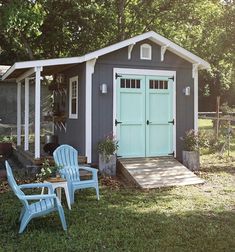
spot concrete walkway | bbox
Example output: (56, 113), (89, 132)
(118, 157), (204, 189)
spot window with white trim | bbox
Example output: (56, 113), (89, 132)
(69, 76), (78, 119)
(140, 43), (152, 60)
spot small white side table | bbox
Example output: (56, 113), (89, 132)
(42, 178), (71, 210)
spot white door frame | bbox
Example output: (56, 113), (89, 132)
(113, 68), (176, 157)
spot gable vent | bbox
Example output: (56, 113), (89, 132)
(140, 43), (152, 60)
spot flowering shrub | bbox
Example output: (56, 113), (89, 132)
(36, 159), (60, 181)
(97, 134), (118, 161)
(181, 129), (209, 151)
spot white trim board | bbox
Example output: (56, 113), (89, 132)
(85, 59), (96, 163)
(193, 65), (199, 131)
(3, 31), (210, 81)
(113, 68), (176, 157)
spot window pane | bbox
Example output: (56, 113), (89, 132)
(72, 98), (76, 114)
(136, 80), (140, 88)
(121, 79), (125, 88)
(164, 81), (168, 89)
(131, 79), (136, 88)
(126, 79), (130, 88)
(142, 47), (150, 58)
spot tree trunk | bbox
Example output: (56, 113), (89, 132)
(116, 0), (126, 41)
(21, 35), (34, 60)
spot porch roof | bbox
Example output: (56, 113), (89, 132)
(2, 30), (210, 81)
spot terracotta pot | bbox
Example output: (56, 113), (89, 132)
(0, 143), (13, 157)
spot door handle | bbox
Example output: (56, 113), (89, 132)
(115, 119), (122, 126)
(146, 120), (152, 125)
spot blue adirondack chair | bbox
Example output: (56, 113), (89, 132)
(53, 145), (99, 204)
(5, 161), (67, 233)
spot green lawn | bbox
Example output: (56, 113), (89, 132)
(0, 155), (235, 252)
(199, 118), (213, 130)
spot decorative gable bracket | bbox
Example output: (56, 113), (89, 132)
(128, 43), (135, 60)
(161, 45), (168, 61)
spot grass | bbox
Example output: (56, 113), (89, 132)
(198, 118), (213, 130)
(0, 155), (235, 252)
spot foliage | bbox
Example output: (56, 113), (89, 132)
(0, 0), (234, 106)
(0, 155), (235, 251)
(200, 130), (225, 154)
(181, 129), (209, 151)
(0, 135), (16, 143)
(199, 118), (235, 156)
(220, 102), (233, 115)
(36, 159), (60, 181)
(97, 134), (118, 158)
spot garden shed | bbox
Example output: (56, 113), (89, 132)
(1, 31), (210, 163)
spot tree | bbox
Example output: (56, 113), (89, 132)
(0, 0), (234, 109)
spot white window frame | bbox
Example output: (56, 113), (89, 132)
(69, 76), (78, 119)
(140, 43), (152, 60)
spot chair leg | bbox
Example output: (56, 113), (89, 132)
(57, 205), (67, 231)
(70, 189), (75, 205)
(19, 207), (25, 222)
(68, 186), (74, 205)
(19, 213), (31, 234)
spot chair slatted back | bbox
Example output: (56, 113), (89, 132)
(5, 161), (25, 197)
(60, 167), (80, 181)
(53, 145), (78, 168)
(5, 161), (28, 208)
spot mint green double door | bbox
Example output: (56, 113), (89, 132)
(116, 74), (174, 157)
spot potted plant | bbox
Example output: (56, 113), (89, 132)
(36, 159), (61, 181)
(181, 129), (200, 171)
(97, 134), (118, 176)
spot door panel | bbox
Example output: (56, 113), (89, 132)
(146, 76), (173, 157)
(116, 73), (174, 158)
(116, 75), (146, 157)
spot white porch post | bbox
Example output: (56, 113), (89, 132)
(34, 66), (42, 158)
(193, 64), (199, 131)
(85, 58), (97, 163)
(24, 78), (29, 151)
(17, 81), (21, 146)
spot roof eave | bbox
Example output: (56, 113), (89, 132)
(2, 56), (86, 80)
(2, 64), (16, 80)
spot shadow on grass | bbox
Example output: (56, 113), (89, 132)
(201, 164), (235, 175)
(0, 188), (234, 252)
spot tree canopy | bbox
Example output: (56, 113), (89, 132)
(0, 0), (234, 110)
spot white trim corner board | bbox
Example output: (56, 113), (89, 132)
(85, 58), (97, 163)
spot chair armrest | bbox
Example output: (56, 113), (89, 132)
(79, 166), (98, 173)
(19, 194), (57, 201)
(79, 166), (98, 181)
(19, 183), (53, 193)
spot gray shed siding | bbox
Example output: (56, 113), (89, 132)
(55, 63), (86, 154)
(92, 39), (194, 162)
